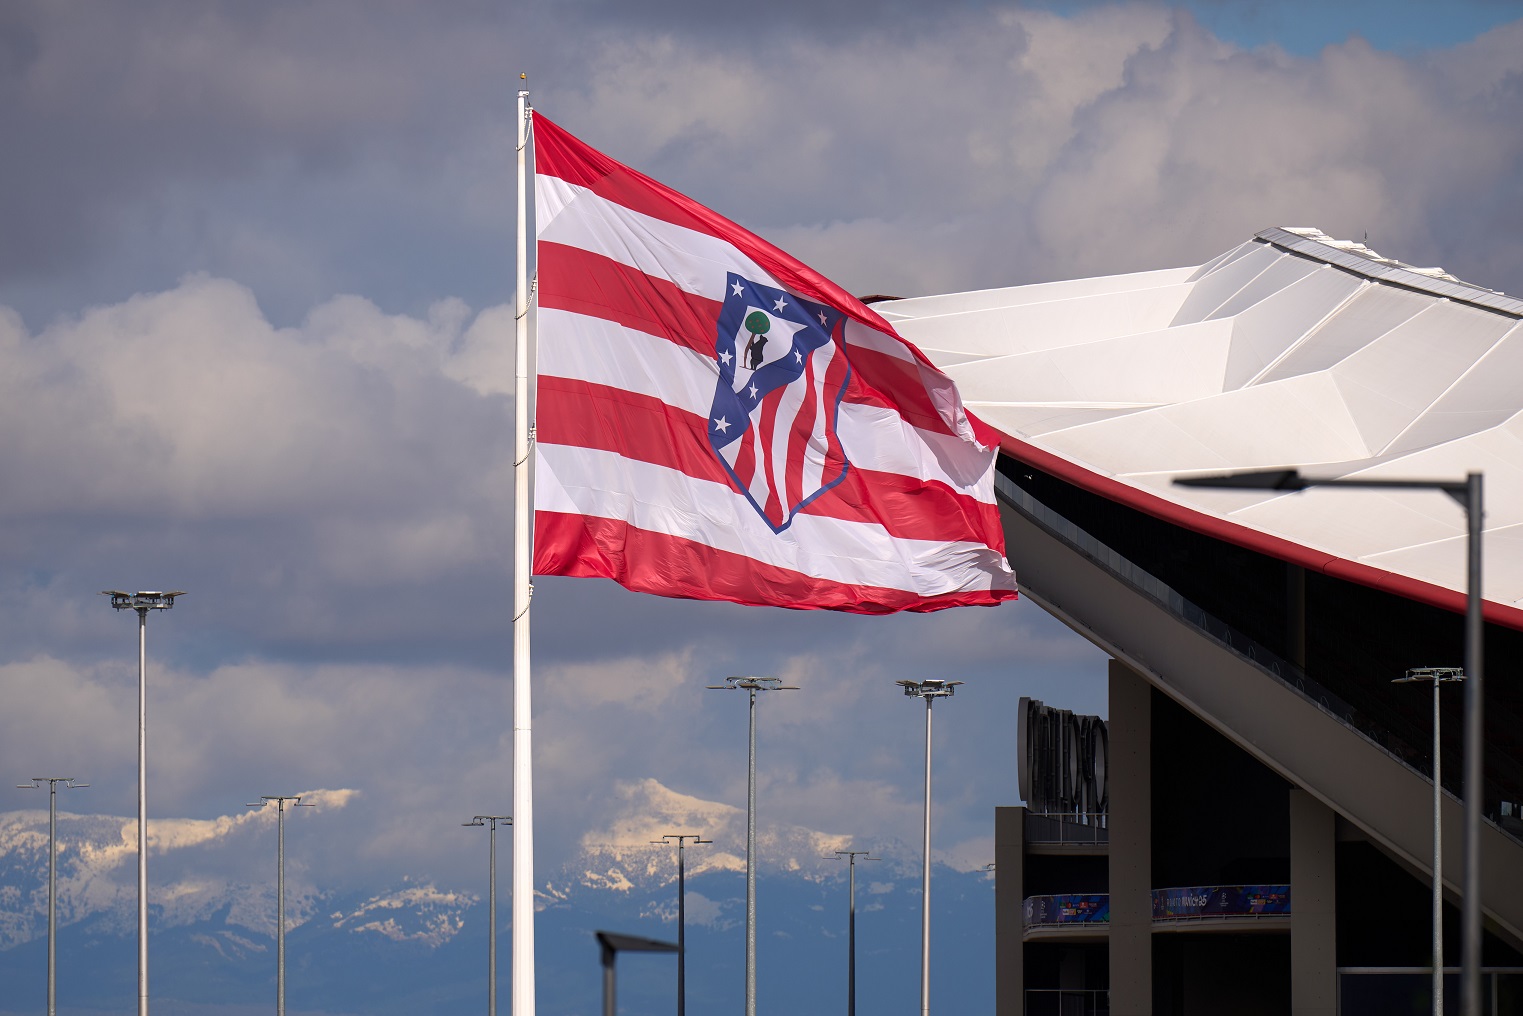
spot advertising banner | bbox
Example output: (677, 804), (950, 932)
(1151, 884), (1290, 919)
(1024, 894), (1110, 925)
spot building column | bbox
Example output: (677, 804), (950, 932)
(1109, 660), (1152, 1016)
(995, 806), (1025, 1016)
(1290, 789), (1336, 1015)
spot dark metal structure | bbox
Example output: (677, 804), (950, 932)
(594, 931), (678, 1016)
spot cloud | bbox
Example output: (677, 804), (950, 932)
(533, 7), (1523, 308)
(0, 276), (517, 669)
(4, 4), (1520, 329)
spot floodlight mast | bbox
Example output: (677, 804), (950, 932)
(897, 680), (962, 1016)
(706, 676), (797, 1016)
(1176, 467), (1485, 1016)
(824, 849), (880, 1016)
(102, 589), (183, 1016)
(1395, 667), (1466, 1016)
(655, 833), (711, 1016)
(18, 777), (87, 1016)
(248, 795), (314, 1016)
(465, 815), (513, 1016)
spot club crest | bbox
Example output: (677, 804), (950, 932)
(708, 273), (852, 532)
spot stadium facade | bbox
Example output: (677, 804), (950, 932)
(881, 229), (1523, 1015)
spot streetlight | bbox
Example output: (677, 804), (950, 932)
(823, 848), (879, 1016)
(654, 833), (710, 1016)
(465, 814), (512, 1016)
(18, 777), (87, 1016)
(594, 931), (678, 1016)
(897, 679), (962, 1016)
(247, 795), (313, 1016)
(1395, 667), (1466, 1015)
(706, 676), (797, 1016)
(1175, 468), (1484, 1016)
(102, 589), (183, 1016)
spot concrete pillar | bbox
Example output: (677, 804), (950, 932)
(1290, 789), (1336, 1015)
(1109, 660), (1152, 1016)
(995, 806), (1025, 1016)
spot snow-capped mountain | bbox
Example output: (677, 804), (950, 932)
(0, 788), (357, 949)
(0, 778), (996, 1016)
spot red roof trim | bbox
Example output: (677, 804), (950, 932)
(997, 433), (1523, 633)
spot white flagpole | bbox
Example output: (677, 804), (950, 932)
(512, 84), (537, 1016)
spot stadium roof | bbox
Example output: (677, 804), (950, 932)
(881, 227), (1523, 628)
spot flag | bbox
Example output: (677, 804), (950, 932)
(531, 114), (1017, 613)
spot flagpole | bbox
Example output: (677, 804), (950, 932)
(512, 83), (537, 1016)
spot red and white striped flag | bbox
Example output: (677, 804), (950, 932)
(531, 114), (1016, 613)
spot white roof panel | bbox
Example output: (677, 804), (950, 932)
(1258, 283), (1429, 383)
(1170, 243), (1284, 324)
(884, 228), (1523, 623)
(1224, 265), (1365, 389)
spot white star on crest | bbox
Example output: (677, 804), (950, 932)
(748, 383), (759, 399)
(773, 296), (788, 313)
(795, 350), (803, 364)
(817, 310), (828, 325)
(719, 350), (732, 365)
(713, 416), (731, 434)
(732, 280), (744, 297)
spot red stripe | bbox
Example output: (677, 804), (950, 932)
(997, 434), (1523, 632)
(822, 337), (850, 479)
(536, 380), (1006, 546)
(756, 384), (787, 523)
(534, 114), (1003, 450)
(732, 418), (758, 490)
(535, 115), (896, 337)
(533, 511), (1016, 614)
(785, 345), (822, 513)
(538, 242), (720, 359)
(537, 376), (730, 486)
(842, 344), (964, 440)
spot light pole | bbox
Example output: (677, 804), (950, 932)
(465, 815), (512, 1016)
(103, 589), (183, 1016)
(1175, 468), (1485, 1016)
(18, 777), (87, 1016)
(247, 795), (313, 1016)
(824, 849), (879, 1016)
(897, 679), (962, 1016)
(595, 931), (678, 1016)
(1395, 667), (1466, 1015)
(654, 833), (710, 1016)
(706, 676), (797, 1016)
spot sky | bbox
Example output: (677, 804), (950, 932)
(2, 0), (1522, 1007)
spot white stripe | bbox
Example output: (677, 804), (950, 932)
(843, 316), (917, 364)
(835, 405), (998, 501)
(536, 176), (775, 304)
(538, 311), (997, 501)
(744, 424), (769, 508)
(539, 308), (718, 411)
(727, 409), (769, 509)
(765, 356), (810, 519)
(536, 443), (1011, 595)
(800, 341), (836, 497)
(844, 317), (981, 444)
